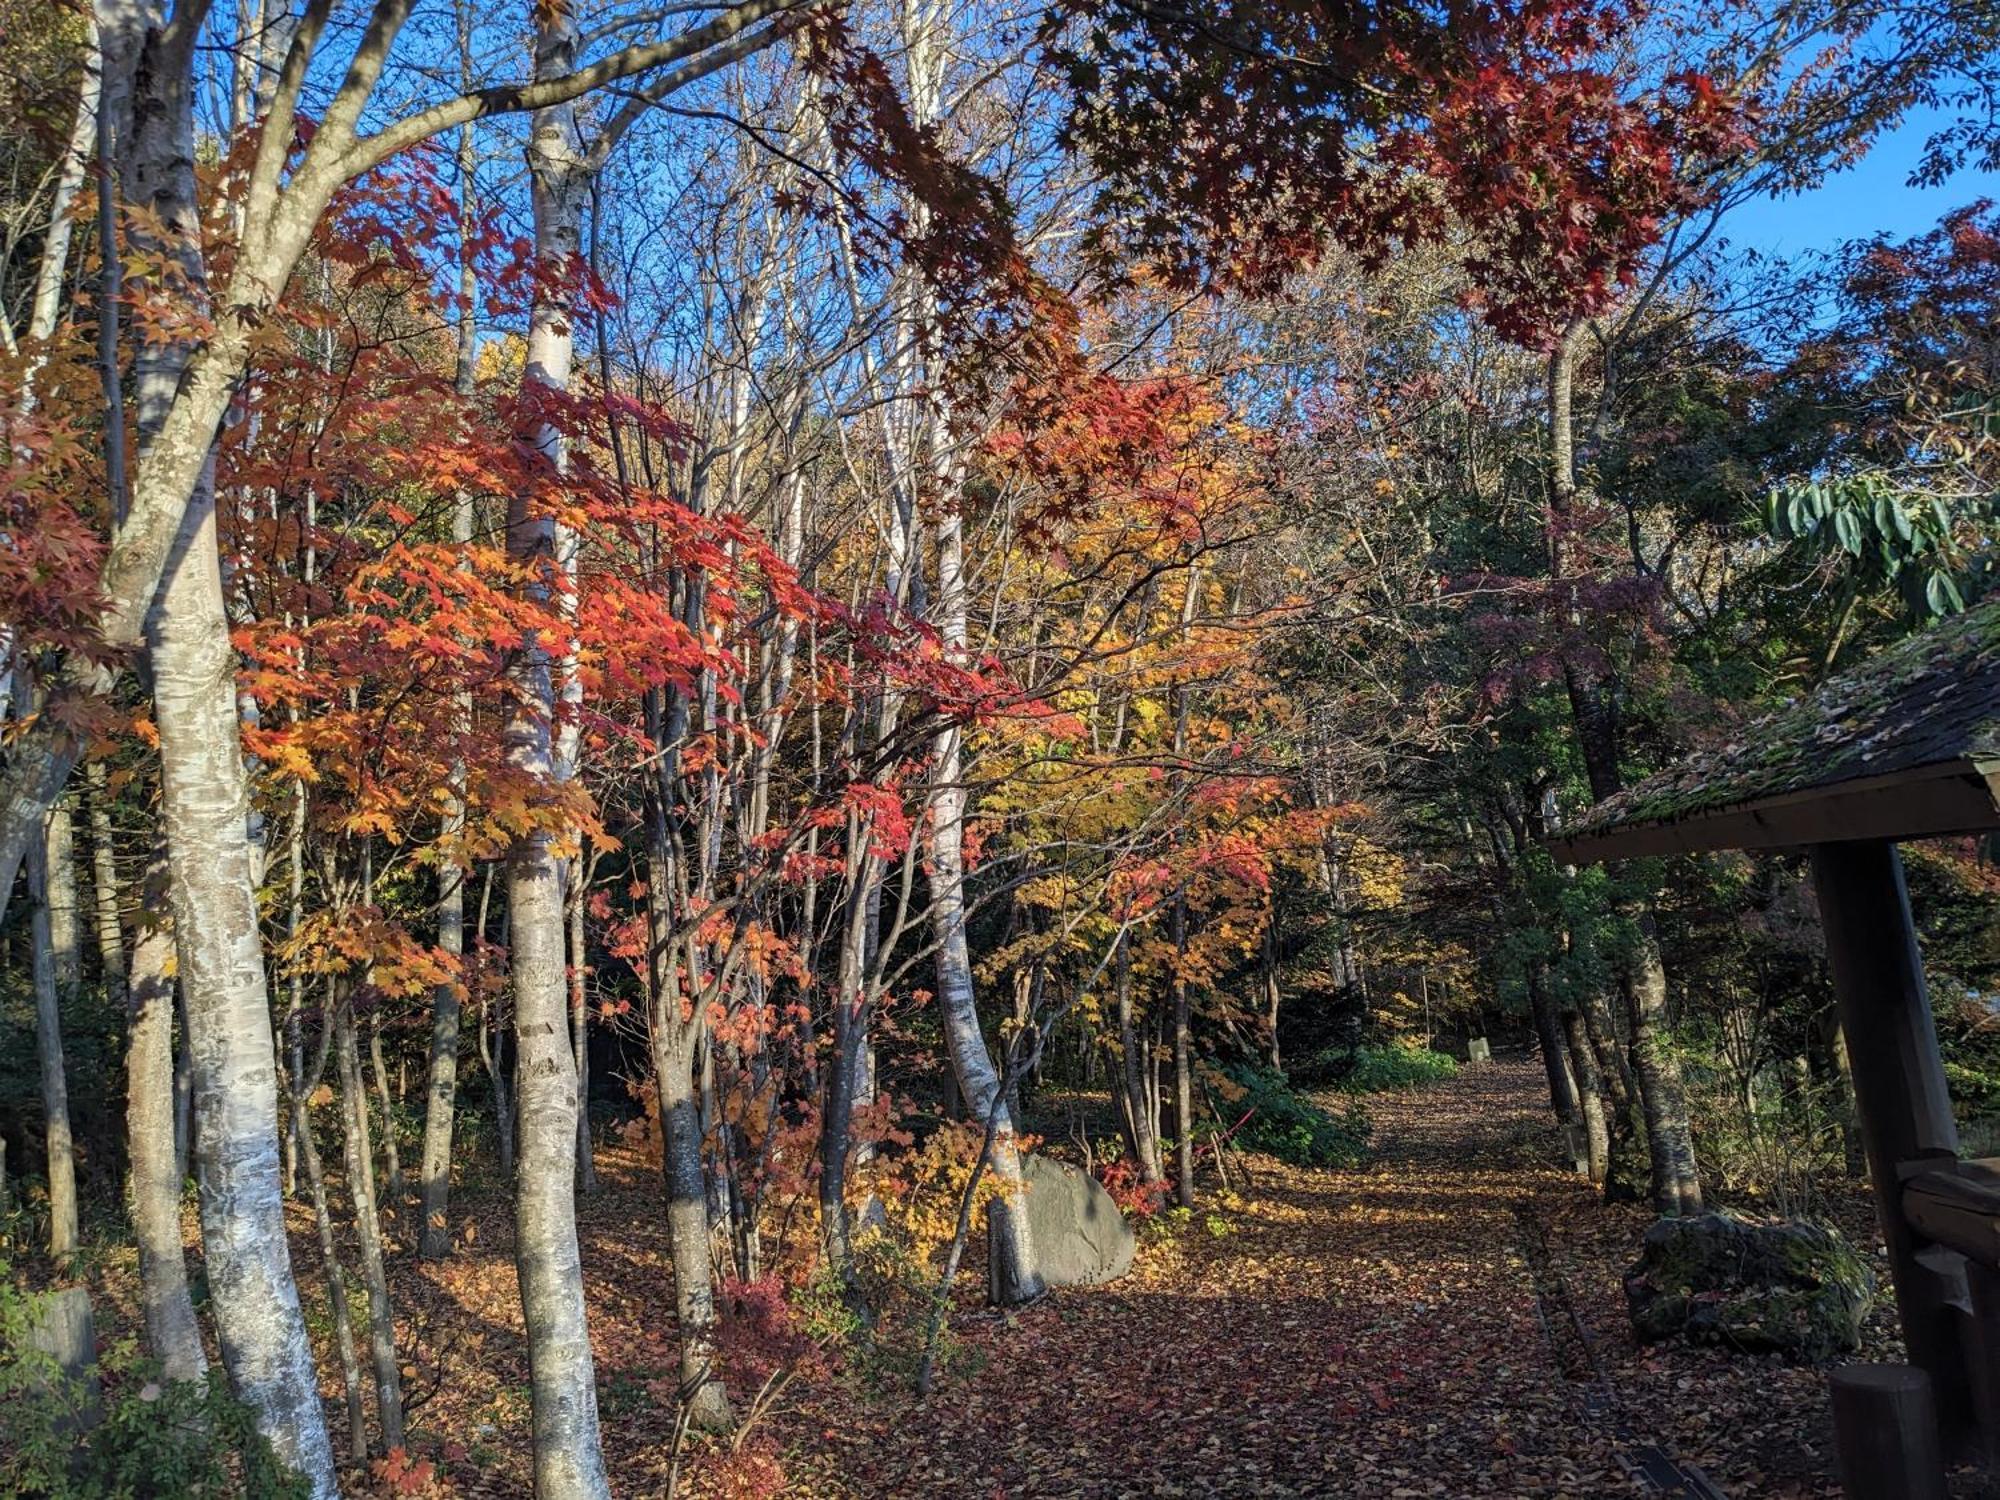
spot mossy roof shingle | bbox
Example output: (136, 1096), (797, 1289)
(1556, 600), (2000, 861)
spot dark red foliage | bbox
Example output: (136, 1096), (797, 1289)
(1050, 0), (1750, 347)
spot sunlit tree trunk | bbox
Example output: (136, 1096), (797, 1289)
(113, 11), (336, 1482)
(127, 846), (206, 1381)
(293, 1012), (368, 1464)
(420, 846), (465, 1258)
(1561, 1007), (1611, 1185)
(499, 20), (615, 1487)
(26, 824), (79, 1269)
(926, 482), (1041, 1302)
(1114, 947), (1165, 1184)
(85, 764), (127, 1009)
(150, 475), (335, 1492)
(336, 1000), (405, 1452)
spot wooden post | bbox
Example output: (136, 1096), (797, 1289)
(1830, 1364), (1947, 1500)
(1967, 1260), (2000, 1471)
(1811, 840), (1971, 1443)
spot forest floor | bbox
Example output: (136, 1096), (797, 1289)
(108, 1057), (1932, 1497)
(761, 1059), (1905, 1499)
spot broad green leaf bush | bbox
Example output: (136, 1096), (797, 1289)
(1337, 1042), (1461, 1093)
(1218, 1064), (1370, 1168)
(0, 1270), (308, 1498)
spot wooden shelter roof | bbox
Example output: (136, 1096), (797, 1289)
(1553, 600), (2000, 863)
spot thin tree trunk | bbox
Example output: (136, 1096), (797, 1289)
(1115, 948), (1164, 1184)
(1579, 984), (1646, 1199)
(17, 7), (100, 385)
(420, 852), (464, 1256)
(1624, 934), (1702, 1215)
(1547, 327), (1702, 1219)
(1561, 1008), (1611, 1185)
(928, 684), (1040, 1301)
(818, 840), (877, 1296)
(487, 1000), (516, 1181)
(1820, 1005), (1866, 1176)
(366, 1019), (405, 1204)
(126, 846), (206, 1381)
(27, 824), (79, 1270)
(1171, 896), (1196, 1210)
(45, 799), (82, 997)
(418, 1), (482, 1263)
(1262, 927), (1283, 1073)
(85, 764), (127, 1009)
(569, 855), (595, 1193)
(651, 1014), (732, 1432)
(418, 853), (464, 1262)
(1528, 965), (1586, 1174)
(336, 1001), (405, 1452)
(294, 1019), (368, 1465)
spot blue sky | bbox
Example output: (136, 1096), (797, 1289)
(1718, 103), (2000, 263)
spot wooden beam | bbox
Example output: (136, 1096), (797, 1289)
(1905, 1162), (2000, 1267)
(1812, 840), (1975, 1447)
(1555, 759), (2000, 864)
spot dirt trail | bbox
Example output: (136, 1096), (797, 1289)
(777, 1060), (1679, 1497)
(379, 1057), (1881, 1497)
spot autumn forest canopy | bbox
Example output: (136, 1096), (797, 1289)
(0, 0), (1998, 1492)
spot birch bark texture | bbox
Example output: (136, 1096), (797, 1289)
(503, 15), (612, 1491)
(126, 849), (207, 1382)
(116, 4), (335, 1479)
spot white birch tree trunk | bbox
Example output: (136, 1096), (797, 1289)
(110, 14), (334, 1475)
(504, 22), (611, 1491)
(420, 58), (481, 1255)
(895, 0), (1041, 1301)
(125, 850), (207, 1382)
(27, 824), (80, 1269)
(46, 800), (82, 997)
(149, 481), (337, 1496)
(85, 764), (127, 1008)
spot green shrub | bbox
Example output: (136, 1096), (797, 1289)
(1218, 1064), (1370, 1168)
(1336, 1042), (1460, 1093)
(0, 1274), (308, 1499)
(1945, 1059), (2000, 1116)
(793, 1229), (976, 1391)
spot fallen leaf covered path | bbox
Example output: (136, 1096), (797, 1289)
(364, 1055), (1882, 1497)
(766, 1056), (1878, 1498)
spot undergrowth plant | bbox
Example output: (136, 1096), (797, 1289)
(0, 1272), (307, 1499)
(1217, 1064), (1371, 1168)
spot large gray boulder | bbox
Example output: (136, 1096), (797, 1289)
(1624, 1211), (1875, 1363)
(987, 1152), (1134, 1300)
